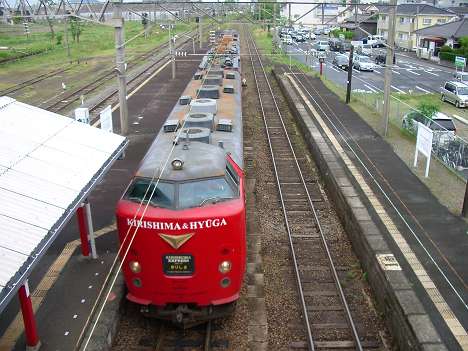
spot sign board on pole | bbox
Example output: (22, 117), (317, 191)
(99, 105), (113, 133)
(74, 107), (90, 124)
(455, 56), (466, 69)
(413, 122), (433, 177)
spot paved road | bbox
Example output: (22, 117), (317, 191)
(282, 37), (457, 96)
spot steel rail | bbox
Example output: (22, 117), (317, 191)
(44, 28), (198, 114)
(204, 321), (212, 351)
(244, 28), (315, 351)
(0, 66), (72, 96)
(246, 29), (364, 350)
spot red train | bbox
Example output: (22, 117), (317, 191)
(116, 30), (245, 326)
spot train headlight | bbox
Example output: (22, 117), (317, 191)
(171, 158), (184, 170)
(218, 260), (232, 274)
(129, 261), (141, 274)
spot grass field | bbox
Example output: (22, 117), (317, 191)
(0, 20), (194, 86)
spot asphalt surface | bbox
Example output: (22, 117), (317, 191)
(282, 35), (459, 96)
(0, 53), (203, 350)
(291, 71), (468, 351)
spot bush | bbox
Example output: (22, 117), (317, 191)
(440, 45), (453, 53)
(55, 32), (63, 45)
(417, 101), (439, 120)
(331, 29), (354, 40)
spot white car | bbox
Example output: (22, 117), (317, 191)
(313, 40), (329, 51)
(308, 32), (317, 40)
(353, 55), (374, 71)
(358, 44), (373, 56)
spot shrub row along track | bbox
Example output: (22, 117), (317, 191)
(245, 29), (383, 350)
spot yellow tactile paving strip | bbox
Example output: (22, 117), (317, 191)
(286, 73), (468, 350)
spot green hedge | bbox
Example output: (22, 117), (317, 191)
(331, 29), (354, 40)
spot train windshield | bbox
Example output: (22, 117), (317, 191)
(126, 179), (175, 209)
(179, 177), (237, 209)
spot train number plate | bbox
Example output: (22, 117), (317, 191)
(163, 254), (194, 275)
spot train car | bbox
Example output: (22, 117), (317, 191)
(116, 30), (245, 326)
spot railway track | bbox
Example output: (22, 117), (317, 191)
(0, 66), (73, 96)
(245, 29), (382, 350)
(42, 29), (200, 115)
(152, 321), (213, 351)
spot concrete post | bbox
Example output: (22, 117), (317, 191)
(169, 23), (175, 79)
(85, 201), (97, 259)
(112, 0), (129, 136)
(382, 0), (397, 137)
(198, 16), (202, 49)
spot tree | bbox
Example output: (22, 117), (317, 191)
(69, 15), (83, 43)
(40, 0), (55, 39)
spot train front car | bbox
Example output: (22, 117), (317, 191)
(116, 30), (244, 326)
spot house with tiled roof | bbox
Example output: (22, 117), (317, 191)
(377, 4), (458, 50)
(414, 17), (468, 59)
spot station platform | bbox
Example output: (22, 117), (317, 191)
(0, 54), (202, 351)
(275, 67), (467, 351)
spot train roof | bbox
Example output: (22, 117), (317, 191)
(136, 30), (242, 182)
(137, 141), (227, 182)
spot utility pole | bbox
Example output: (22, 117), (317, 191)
(112, 0), (128, 136)
(382, 0), (397, 137)
(197, 16), (202, 49)
(288, 3), (291, 27)
(346, 45), (354, 104)
(169, 22), (175, 79)
(64, 13), (71, 62)
(273, 3), (277, 30)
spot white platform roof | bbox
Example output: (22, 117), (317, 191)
(0, 96), (127, 313)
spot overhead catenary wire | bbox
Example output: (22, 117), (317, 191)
(79, 35), (231, 350)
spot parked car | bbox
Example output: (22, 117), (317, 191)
(295, 34), (306, 42)
(366, 35), (386, 47)
(313, 28), (323, 36)
(323, 27), (331, 35)
(440, 81), (468, 108)
(308, 32), (317, 40)
(313, 40), (329, 51)
(333, 53), (349, 70)
(340, 42), (352, 53)
(375, 53), (396, 65)
(453, 71), (468, 83)
(329, 38), (342, 52)
(357, 43), (373, 56)
(402, 111), (456, 141)
(353, 55), (374, 71)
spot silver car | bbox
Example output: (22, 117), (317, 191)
(353, 55), (374, 71)
(313, 40), (329, 51)
(441, 81), (468, 108)
(453, 71), (468, 83)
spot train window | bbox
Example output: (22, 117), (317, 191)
(126, 178), (175, 209)
(178, 177), (237, 209)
